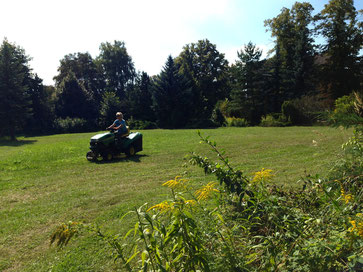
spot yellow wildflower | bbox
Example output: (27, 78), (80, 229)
(195, 182), (220, 201)
(344, 193), (353, 204)
(348, 219), (357, 232)
(358, 222), (363, 237)
(147, 201), (173, 213)
(163, 176), (188, 189)
(50, 221), (80, 248)
(185, 199), (197, 207)
(340, 185), (354, 204)
(348, 215), (363, 238)
(252, 168), (274, 183)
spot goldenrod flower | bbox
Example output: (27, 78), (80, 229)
(348, 215), (363, 238)
(147, 201), (173, 213)
(195, 182), (220, 201)
(185, 199), (197, 207)
(252, 168), (274, 183)
(358, 222), (363, 237)
(340, 185), (354, 204)
(163, 176), (188, 189)
(50, 221), (80, 247)
(344, 193), (353, 204)
(348, 219), (357, 232)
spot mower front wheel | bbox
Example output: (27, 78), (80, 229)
(86, 151), (97, 161)
(102, 152), (113, 161)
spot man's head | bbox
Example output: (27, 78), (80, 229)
(116, 112), (123, 119)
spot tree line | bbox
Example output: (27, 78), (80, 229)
(0, 0), (362, 140)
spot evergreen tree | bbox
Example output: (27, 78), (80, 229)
(128, 71), (154, 121)
(152, 56), (192, 128)
(0, 39), (32, 140)
(26, 74), (55, 134)
(229, 42), (265, 124)
(316, 0), (362, 99)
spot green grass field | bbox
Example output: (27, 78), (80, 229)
(0, 127), (352, 271)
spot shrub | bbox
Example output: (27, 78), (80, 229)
(334, 95), (356, 115)
(282, 95), (331, 125)
(260, 113), (289, 127)
(53, 117), (94, 133)
(329, 92), (363, 127)
(211, 103), (226, 126)
(281, 100), (304, 124)
(225, 117), (248, 127)
(127, 119), (158, 130)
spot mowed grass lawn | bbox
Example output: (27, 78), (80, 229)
(0, 127), (352, 271)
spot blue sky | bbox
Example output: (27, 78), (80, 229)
(1, 0), (362, 85)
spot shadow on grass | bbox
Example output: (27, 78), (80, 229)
(94, 154), (148, 164)
(0, 139), (37, 147)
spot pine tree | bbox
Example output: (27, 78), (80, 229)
(229, 42), (264, 124)
(128, 72), (154, 121)
(0, 39), (32, 140)
(152, 56), (192, 128)
(26, 74), (55, 134)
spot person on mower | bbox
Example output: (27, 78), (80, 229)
(107, 112), (128, 137)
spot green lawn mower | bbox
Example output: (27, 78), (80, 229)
(86, 128), (143, 161)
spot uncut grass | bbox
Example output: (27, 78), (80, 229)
(0, 127), (351, 271)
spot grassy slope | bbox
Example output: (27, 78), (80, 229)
(0, 127), (351, 271)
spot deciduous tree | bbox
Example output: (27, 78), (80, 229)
(97, 41), (135, 99)
(316, 0), (362, 99)
(177, 39), (229, 119)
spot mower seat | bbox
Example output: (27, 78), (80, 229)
(119, 126), (130, 138)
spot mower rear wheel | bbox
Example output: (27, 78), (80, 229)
(126, 145), (135, 157)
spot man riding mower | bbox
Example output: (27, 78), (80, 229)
(86, 112), (143, 161)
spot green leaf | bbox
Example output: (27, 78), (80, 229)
(134, 222), (139, 237)
(125, 246), (139, 264)
(141, 250), (147, 266)
(123, 229), (133, 240)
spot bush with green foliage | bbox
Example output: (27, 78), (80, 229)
(128, 118), (158, 130)
(53, 117), (94, 133)
(225, 117), (249, 127)
(329, 92), (363, 128)
(260, 113), (290, 127)
(211, 103), (226, 126)
(281, 95), (331, 125)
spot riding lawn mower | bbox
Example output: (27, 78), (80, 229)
(86, 127), (142, 161)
